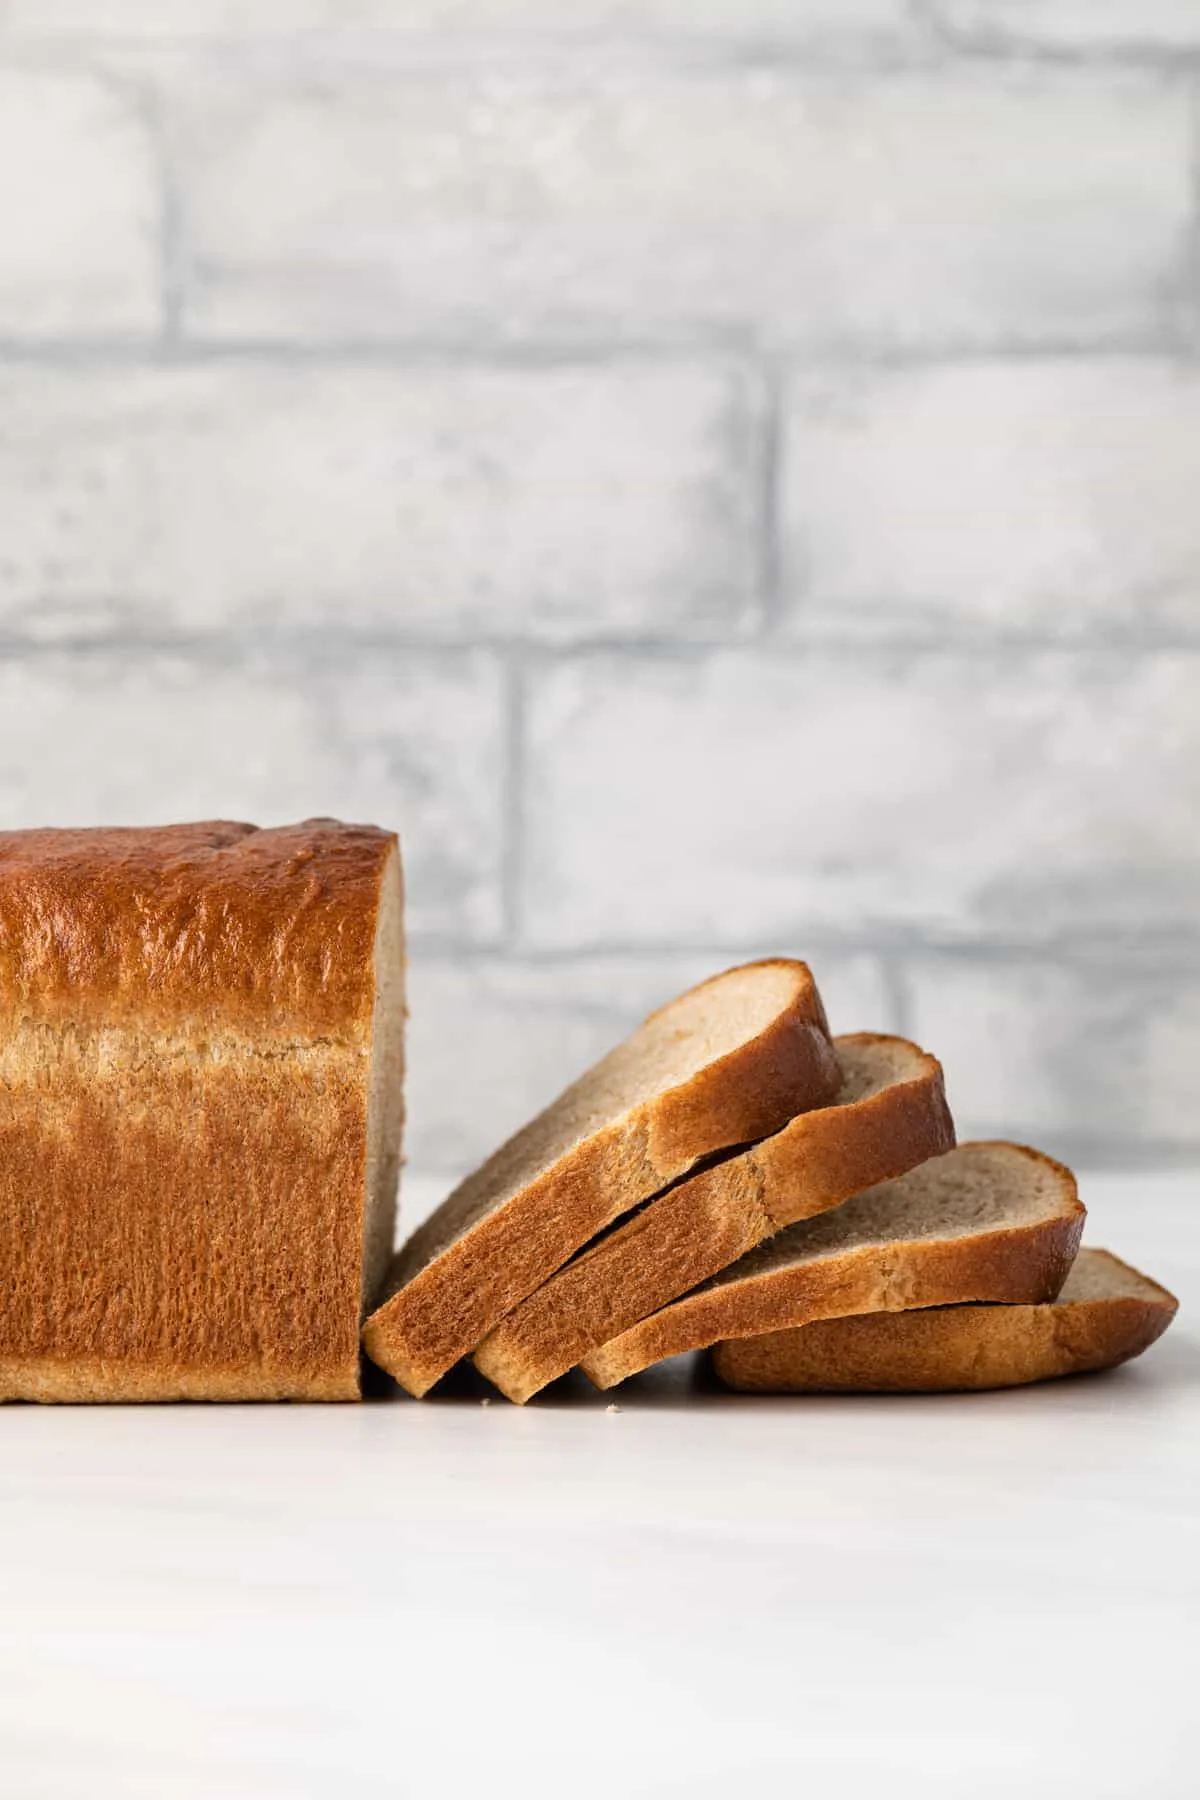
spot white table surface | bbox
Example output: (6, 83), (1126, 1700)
(2, 1170), (1198, 1800)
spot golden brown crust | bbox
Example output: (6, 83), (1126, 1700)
(474, 1033), (953, 1403)
(0, 820), (401, 1405)
(0, 819), (387, 1039)
(362, 959), (840, 1396)
(639, 965), (838, 1174)
(713, 1247), (1178, 1392)
(472, 1157), (771, 1404)
(581, 1143), (1085, 1390)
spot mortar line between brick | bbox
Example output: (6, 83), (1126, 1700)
(152, 90), (185, 344)
(0, 338), (1196, 371)
(5, 629), (1200, 663)
(2, 25), (1197, 74)
(499, 649), (526, 953)
(903, 2), (1200, 70)
(878, 954), (914, 1040)
(1182, 77), (1200, 354)
(106, 77), (179, 346)
(0, 337), (763, 369)
(754, 354), (785, 635)
(402, 936), (1200, 967)
(923, 1137), (1200, 1172)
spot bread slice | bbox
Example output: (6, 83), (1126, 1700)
(0, 819), (404, 1404)
(581, 1142), (1084, 1391)
(713, 1247), (1177, 1392)
(362, 959), (839, 1396)
(474, 1033), (953, 1403)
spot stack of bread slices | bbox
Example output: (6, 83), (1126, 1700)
(364, 959), (1177, 1402)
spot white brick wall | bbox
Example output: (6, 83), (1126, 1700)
(782, 360), (1200, 639)
(0, 69), (159, 337)
(0, 3), (1196, 1182)
(522, 649), (1200, 947)
(169, 65), (1190, 350)
(7, 0), (919, 41)
(908, 956), (1200, 1154)
(0, 362), (759, 640)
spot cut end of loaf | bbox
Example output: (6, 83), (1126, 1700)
(361, 843), (405, 1316)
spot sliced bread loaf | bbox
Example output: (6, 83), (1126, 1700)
(581, 1142), (1084, 1392)
(0, 820), (404, 1403)
(474, 1033), (953, 1403)
(713, 1247), (1177, 1392)
(362, 959), (839, 1397)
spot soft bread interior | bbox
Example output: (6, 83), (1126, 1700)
(361, 845), (405, 1312)
(391, 961), (810, 1284)
(1051, 1246), (1173, 1307)
(830, 1034), (935, 1106)
(712, 1143), (1075, 1288)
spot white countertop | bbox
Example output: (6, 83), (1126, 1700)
(2, 1170), (1197, 1800)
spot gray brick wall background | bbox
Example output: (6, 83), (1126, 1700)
(1, 2), (1198, 1217)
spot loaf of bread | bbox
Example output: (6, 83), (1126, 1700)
(712, 1248), (1177, 1392)
(582, 1142), (1085, 1391)
(0, 820), (404, 1404)
(363, 959), (840, 1397)
(474, 1033), (954, 1403)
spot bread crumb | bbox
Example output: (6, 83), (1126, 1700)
(480, 1397), (491, 1408)
(605, 1403), (621, 1414)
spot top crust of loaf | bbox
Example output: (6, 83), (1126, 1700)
(0, 819), (394, 1040)
(363, 958), (839, 1396)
